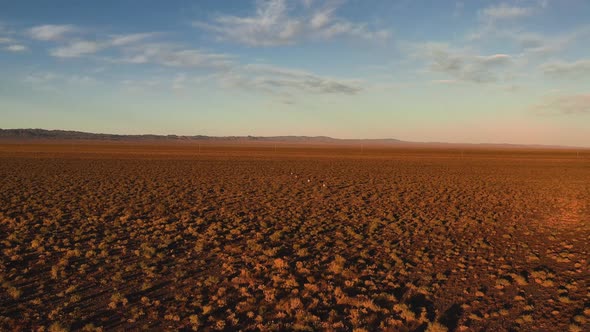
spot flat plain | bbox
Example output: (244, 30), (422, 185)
(0, 142), (588, 331)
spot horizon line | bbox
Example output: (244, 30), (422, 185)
(1, 128), (589, 149)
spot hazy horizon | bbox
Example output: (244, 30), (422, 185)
(1, 0), (589, 146)
(4, 127), (590, 149)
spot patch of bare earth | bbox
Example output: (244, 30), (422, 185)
(547, 198), (587, 227)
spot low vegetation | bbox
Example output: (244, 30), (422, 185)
(0, 145), (588, 330)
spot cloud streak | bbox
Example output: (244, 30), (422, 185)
(532, 94), (590, 115)
(238, 64), (363, 95)
(25, 21), (360, 97)
(116, 43), (233, 68)
(29, 24), (77, 41)
(23, 71), (98, 91)
(193, 0), (389, 46)
(415, 43), (514, 83)
(109, 33), (156, 46)
(541, 59), (590, 79)
(49, 33), (157, 58)
(480, 4), (534, 22)
(50, 40), (102, 57)
(117, 62), (364, 97)
(5, 44), (28, 52)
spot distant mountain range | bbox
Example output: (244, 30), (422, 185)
(0, 128), (585, 149)
(0, 128), (403, 144)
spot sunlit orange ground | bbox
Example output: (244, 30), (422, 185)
(0, 142), (588, 331)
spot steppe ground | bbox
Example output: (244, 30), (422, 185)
(0, 142), (588, 331)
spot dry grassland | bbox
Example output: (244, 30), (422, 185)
(0, 142), (588, 331)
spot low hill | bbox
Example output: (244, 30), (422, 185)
(0, 128), (585, 149)
(0, 129), (403, 144)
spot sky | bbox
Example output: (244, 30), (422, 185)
(0, 0), (589, 146)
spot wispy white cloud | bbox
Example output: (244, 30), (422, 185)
(50, 40), (102, 57)
(0, 21), (17, 38)
(216, 63), (363, 96)
(193, 0), (303, 46)
(48, 33), (157, 58)
(318, 20), (389, 40)
(29, 24), (78, 41)
(532, 94), (590, 115)
(1, 25), (26, 52)
(3, 12), (365, 101)
(109, 33), (157, 46)
(507, 26), (588, 57)
(310, 6), (334, 30)
(541, 59), (590, 79)
(23, 72), (58, 86)
(193, 0), (389, 46)
(120, 78), (163, 93)
(119, 60), (364, 97)
(464, 25), (590, 84)
(245, 63), (362, 94)
(470, 1), (552, 41)
(116, 43), (233, 68)
(459, 12), (589, 86)
(414, 43), (514, 83)
(171, 74), (188, 90)
(34, 23), (358, 98)
(480, 4), (534, 22)
(431, 79), (459, 85)
(22, 71), (98, 91)
(5, 44), (28, 52)
(301, 0), (314, 9)
(513, 32), (566, 55)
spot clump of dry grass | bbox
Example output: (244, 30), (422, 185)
(48, 322), (68, 332)
(0, 147), (588, 331)
(426, 322), (448, 332)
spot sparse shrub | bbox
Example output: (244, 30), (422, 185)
(189, 314), (200, 328)
(48, 322), (68, 332)
(328, 255), (346, 274)
(394, 304), (415, 322)
(50, 265), (60, 279)
(7, 286), (21, 299)
(426, 322), (448, 332)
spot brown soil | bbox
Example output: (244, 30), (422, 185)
(0, 142), (588, 331)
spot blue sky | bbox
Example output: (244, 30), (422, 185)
(1, 0), (589, 146)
